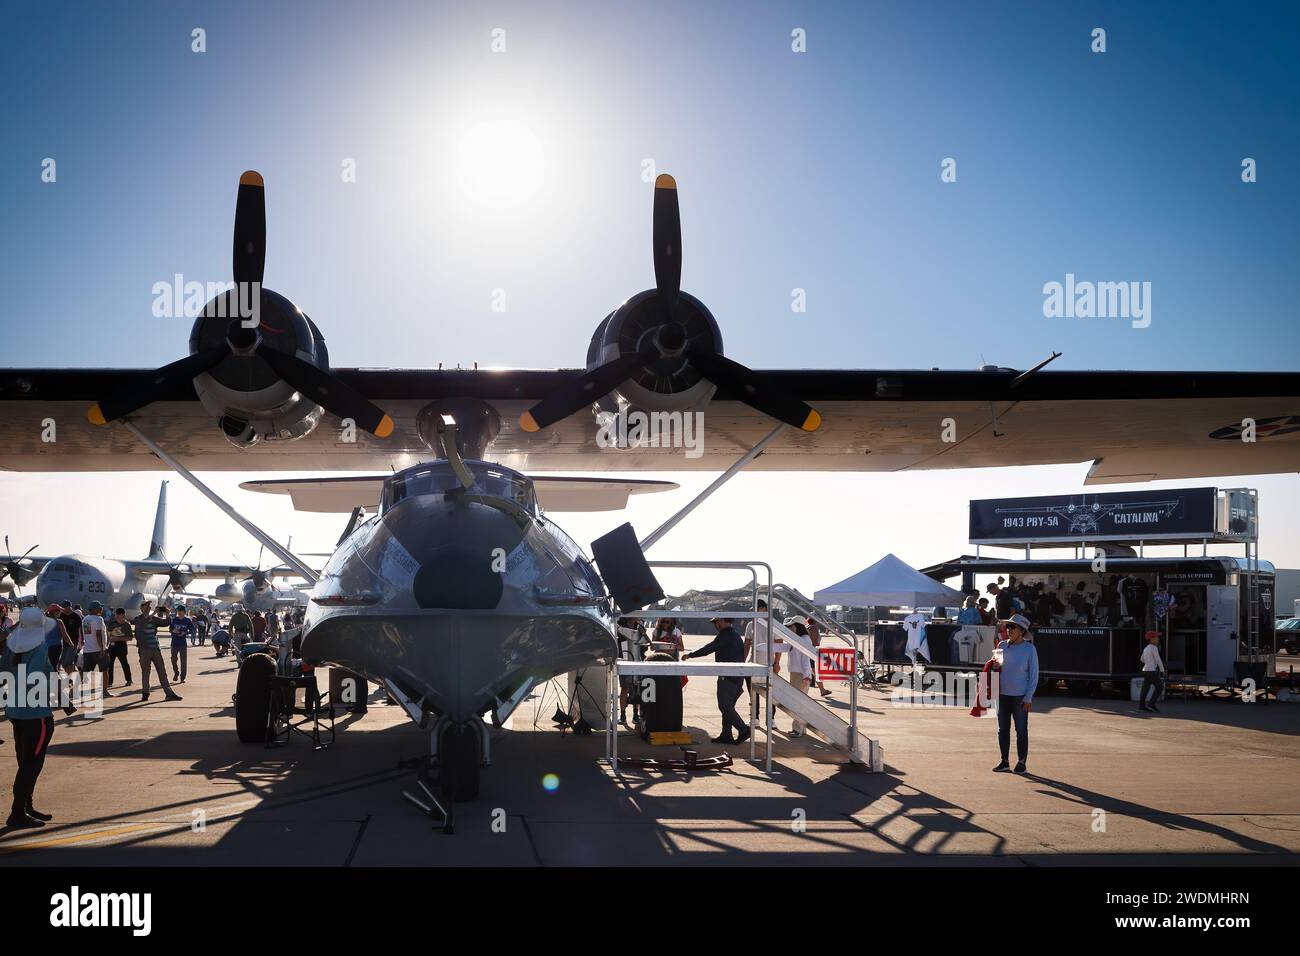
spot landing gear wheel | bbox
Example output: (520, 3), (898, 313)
(438, 722), (482, 803)
(235, 652), (276, 743)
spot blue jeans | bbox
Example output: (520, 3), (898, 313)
(997, 694), (1029, 763)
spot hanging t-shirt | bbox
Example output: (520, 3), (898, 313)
(902, 612), (928, 659)
(1121, 577), (1151, 621)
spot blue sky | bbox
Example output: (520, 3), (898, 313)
(3, 1), (1298, 591)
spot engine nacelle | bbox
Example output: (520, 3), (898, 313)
(213, 576), (242, 601)
(189, 287), (329, 444)
(587, 289), (723, 413)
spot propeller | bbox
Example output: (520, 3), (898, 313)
(1, 536), (39, 587)
(87, 172), (394, 438)
(237, 545), (272, 591)
(520, 174), (821, 434)
(158, 545), (195, 598)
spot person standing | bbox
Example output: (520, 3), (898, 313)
(805, 616), (832, 697)
(991, 614), (1038, 774)
(57, 602), (82, 676)
(104, 607), (133, 688)
(651, 616), (685, 659)
(782, 618), (814, 737)
(1, 606), (58, 828)
(252, 611), (267, 642)
(1138, 630), (1166, 713)
(193, 609), (209, 646)
(79, 602), (108, 703)
(742, 599), (771, 698)
(684, 615), (749, 745)
(988, 582), (1014, 622)
(132, 602), (182, 702)
(169, 606), (194, 683)
(44, 604), (76, 717)
(229, 606), (253, 652)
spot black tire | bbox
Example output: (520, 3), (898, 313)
(235, 652), (276, 743)
(438, 723), (481, 802)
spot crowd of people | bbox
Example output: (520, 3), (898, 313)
(0, 595), (307, 830)
(627, 585), (1168, 780)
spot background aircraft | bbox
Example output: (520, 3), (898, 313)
(5, 480), (310, 612)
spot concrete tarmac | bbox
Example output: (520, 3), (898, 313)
(1, 640), (1297, 866)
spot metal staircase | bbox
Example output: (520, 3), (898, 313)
(753, 615), (882, 769)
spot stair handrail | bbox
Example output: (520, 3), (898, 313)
(771, 583), (859, 647)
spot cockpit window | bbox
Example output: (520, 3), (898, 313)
(383, 461), (537, 514)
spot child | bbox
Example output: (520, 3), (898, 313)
(1138, 630), (1165, 713)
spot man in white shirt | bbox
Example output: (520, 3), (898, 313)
(79, 601), (108, 705)
(1138, 630), (1166, 713)
(80, 601), (107, 673)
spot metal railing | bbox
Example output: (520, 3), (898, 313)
(618, 560), (775, 769)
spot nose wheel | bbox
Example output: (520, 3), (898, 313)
(399, 718), (483, 834)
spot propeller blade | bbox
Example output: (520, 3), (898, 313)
(254, 345), (394, 437)
(233, 170), (267, 287)
(685, 350), (821, 432)
(518, 345), (657, 432)
(88, 346), (229, 426)
(19, 544), (38, 563)
(652, 174), (681, 319)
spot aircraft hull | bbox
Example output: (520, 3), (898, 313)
(300, 480), (616, 724)
(302, 607), (614, 722)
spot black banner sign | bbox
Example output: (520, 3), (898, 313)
(970, 487), (1217, 543)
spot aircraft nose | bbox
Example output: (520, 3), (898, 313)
(412, 546), (504, 610)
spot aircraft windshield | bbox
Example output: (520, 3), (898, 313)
(382, 461), (537, 514)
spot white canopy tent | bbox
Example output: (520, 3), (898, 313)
(813, 553), (966, 609)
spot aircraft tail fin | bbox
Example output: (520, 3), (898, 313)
(146, 480), (168, 560)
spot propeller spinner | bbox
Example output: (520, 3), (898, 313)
(520, 174), (822, 434)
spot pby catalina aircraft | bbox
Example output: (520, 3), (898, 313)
(1, 170), (1297, 805)
(3, 480), (301, 613)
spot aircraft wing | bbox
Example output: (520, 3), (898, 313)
(126, 560), (313, 579)
(239, 475), (681, 513)
(1, 367), (1297, 484)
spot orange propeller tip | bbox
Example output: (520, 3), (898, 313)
(374, 414), (395, 439)
(655, 173), (677, 190)
(87, 404), (106, 426)
(519, 411), (540, 433)
(239, 170), (264, 187)
(801, 409), (822, 432)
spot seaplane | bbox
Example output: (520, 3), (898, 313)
(1, 169), (1297, 809)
